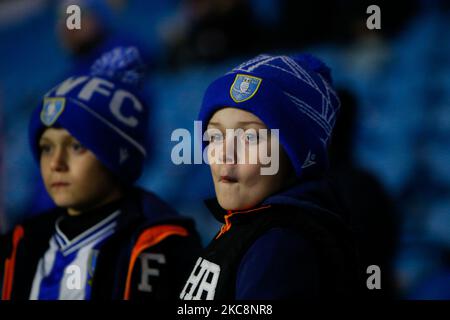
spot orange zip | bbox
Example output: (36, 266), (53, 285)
(2, 225), (24, 300)
(215, 205), (271, 239)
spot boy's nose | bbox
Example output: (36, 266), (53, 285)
(50, 149), (68, 172)
(223, 135), (238, 164)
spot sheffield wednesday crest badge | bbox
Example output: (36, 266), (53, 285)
(229, 74), (262, 103)
(41, 97), (66, 126)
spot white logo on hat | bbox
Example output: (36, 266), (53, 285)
(239, 78), (251, 93)
(47, 102), (56, 115)
(48, 76), (147, 156)
(120, 148), (129, 164)
(302, 151), (316, 169)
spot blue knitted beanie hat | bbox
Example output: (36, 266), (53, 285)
(198, 53), (341, 179)
(29, 46), (148, 184)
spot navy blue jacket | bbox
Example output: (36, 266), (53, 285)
(180, 179), (359, 300)
(237, 180), (359, 299)
(0, 187), (201, 300)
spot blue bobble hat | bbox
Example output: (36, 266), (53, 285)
(198, 53), (341, 179)
(29, 46), (148, 184)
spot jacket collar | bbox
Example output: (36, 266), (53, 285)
(204, 177), (344, 224)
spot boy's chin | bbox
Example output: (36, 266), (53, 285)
(217, 197), (258, 212)
(51, 196), (77, 210)
(53, 200), (74, 210)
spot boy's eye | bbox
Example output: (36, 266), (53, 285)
(243, 133), (259, 144)
(209, 133), (223, 144)
(71, 142), (86, 154)
(39, 144), (52, 154)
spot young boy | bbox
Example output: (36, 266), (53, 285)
(180, 54), (359, 299)
(0, 47), (201, 300)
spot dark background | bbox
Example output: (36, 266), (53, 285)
(0, 0), (449, 299)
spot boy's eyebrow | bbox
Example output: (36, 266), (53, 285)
(39, 137), (52, 143)
(236, 121), (265, 126)
(208, 121), (265, 127)
(39, 133), (77, 144)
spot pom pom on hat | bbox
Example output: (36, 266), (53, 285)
(90, 46), (147, 86)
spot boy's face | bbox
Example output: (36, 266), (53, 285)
(207, 108), (293, 211)
(39, 128), (122, 215)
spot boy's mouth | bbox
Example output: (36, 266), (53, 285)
(219, 175), (238, 183)
(51, 182), (70, 188)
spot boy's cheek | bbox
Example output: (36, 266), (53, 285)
(40, 166), (51, 188)
(209, 163), (221, 181)
(207, 145), (225, 165)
